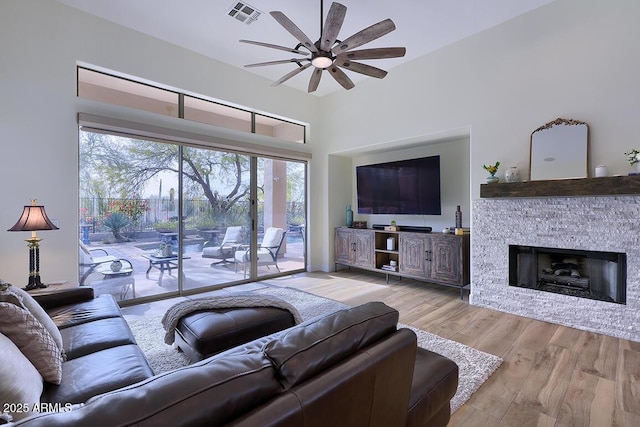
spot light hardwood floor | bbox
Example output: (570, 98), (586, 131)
(261, 270), (640, 427)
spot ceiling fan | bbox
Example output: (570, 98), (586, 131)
(240, 1), (406, 93)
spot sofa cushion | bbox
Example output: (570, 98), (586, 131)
(59, 317), (136, 360)
(27, 351), (280, 427)
(0, 302), (63, 384)
(0, 284), (21, 306)
(32, 287), (95, 311)
(2, 284), (65, 353)
(41, 344), (153, 404)
(263, 301), (399, 390)
(0, 332), (43, 421)
(46, 294), (122, 329)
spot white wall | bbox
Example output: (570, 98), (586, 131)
(0, 0), (319, 285)
(315, 0), (640, 270)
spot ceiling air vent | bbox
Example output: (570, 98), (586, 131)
(227, 2), (262, 25)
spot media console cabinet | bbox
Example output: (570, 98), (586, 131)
(334, 227), (470, 299)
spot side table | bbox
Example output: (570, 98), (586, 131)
(27, 281), (78, 296)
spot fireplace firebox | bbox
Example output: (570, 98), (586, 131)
(509, 245), (626, 304)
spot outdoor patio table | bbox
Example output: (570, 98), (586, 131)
(142, 253), (191, 286)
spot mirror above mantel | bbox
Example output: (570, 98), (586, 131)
(529, 118), (589, 181)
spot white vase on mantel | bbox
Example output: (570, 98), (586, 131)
(504, 166), (520, 183)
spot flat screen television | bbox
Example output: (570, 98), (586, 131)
(356, 155), (441, 215)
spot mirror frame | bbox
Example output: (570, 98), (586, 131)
(529, 118), (589, 181)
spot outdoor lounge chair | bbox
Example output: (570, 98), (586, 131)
(234, 227), (286, 278)
(78, 241), (134, 286)
(202, 226), (243, 267)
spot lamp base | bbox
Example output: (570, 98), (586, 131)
(24, 275), (48, 291)
(23, 237), (48, 291)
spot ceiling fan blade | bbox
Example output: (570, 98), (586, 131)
(308, 68), (323, 93)
(320, 2), (347, 51)
(245, 58), (309, 68)
(333, 18), (396, 54)
(272, 63), (313, 87)
(270, 11), (318, 53)
(336, 47), (406, 61)
(240, 40), (308, 56)
(337, 61), (387, 79)
(328, 66), (355, 90)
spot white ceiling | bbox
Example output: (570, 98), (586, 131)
(57, 0), (554, 96)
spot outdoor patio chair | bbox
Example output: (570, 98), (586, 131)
(78, 241), (134, 285)
(202, 226), (243, 267)
(234, 227), (286, 278)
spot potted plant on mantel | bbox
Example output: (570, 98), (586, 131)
(624, 149), (640, 174)
(482, 161), (501, 184)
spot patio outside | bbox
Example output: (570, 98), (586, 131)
(80, 225), (305, 302)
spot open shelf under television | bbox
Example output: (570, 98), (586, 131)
(374, 230), (399, 273)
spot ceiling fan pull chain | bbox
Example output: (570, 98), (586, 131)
(320, 0), (324, 37)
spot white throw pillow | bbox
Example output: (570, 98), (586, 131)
(0, 332), (43, 421)
(1, 284), (65, 354)
(0, 302), (63, 384)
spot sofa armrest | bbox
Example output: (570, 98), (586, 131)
(32, 287), (95, 310)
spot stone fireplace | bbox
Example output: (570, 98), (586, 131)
(472, 192), (640, 342)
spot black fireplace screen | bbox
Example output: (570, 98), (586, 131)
(509, 245), (626, 304)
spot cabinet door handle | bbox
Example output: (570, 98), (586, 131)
(352, 242), (356, 252)
(425, 250), (432, 262)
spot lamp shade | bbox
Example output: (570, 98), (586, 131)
(8, 204), (59, 232)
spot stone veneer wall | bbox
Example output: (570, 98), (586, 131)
(472, 196), (640, 342)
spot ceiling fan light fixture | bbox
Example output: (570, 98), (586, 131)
(311, 53), (333, 69)
(242, 2), (405, 92)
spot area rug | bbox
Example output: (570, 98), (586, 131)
(127, 287), (502, 413)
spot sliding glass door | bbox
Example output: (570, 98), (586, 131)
(79, 129), (306, 303)
(252, 158), (306, 280)
(78, 131), (180, 300)
(180, 147), (251, 292)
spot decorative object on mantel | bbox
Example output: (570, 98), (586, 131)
(595, 164), (608, 177)
(504, 166), (521, 183)
(529, 118), (588, 181)
(352, 220), (367, 229)
(624, 149), (640, 174)
(345, 204), (353, 227)
(455, 206), (462, 228)
(482, 161), (500, 183)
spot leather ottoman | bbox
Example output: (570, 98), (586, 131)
(174, 306), (296, 362)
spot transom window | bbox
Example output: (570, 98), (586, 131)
(77, 67), (306, 143)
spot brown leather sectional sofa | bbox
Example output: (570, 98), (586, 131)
(14, 289), (458, 426)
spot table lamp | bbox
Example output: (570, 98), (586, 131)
(8, 199), (59, 290)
